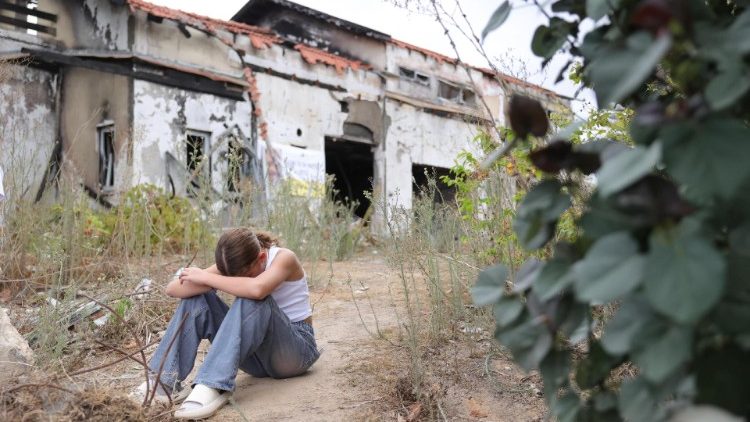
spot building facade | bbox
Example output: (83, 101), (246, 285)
(0, 0), (569, 215)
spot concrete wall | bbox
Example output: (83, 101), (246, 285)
(0, 64), (57, 201)
(131, 79), (253, 195)
(39, 0), (130, 50)
(383, 100), (482, 209)
(132, 14), (243, 79)
(60, 66), (130, 195)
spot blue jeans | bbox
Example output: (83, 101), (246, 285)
(147, 291), (320, 392)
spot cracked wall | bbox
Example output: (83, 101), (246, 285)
(132, 79), (252, 196)
(0, 64), (57, 201)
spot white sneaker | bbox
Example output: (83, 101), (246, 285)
(130, 378), (190, 405)
(174, 384), (231, 419)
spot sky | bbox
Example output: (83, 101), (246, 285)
(146, 0), (594, 116)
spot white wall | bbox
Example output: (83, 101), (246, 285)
(132, 80), (253, 195)
(0, 65), (57, 202)
(383, 99), (482, 210)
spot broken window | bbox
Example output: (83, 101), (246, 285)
(438, 80), (477, 106)
(226, 138), (242, 193)
(186, 130), (211, 195)
(462, 89), (477, 106)
(438, 80), (461, 102)
(399, 67), (430, 87)
(97, 124), (115, 190)
(0, 0), (57, 36)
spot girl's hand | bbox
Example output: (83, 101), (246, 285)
(179, 267), (211, 285)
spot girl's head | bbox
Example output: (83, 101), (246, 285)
(214, 228), (279, 277)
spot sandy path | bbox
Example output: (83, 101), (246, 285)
(212, 253), (393, 421)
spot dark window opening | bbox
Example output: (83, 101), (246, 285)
(412, 164), (456, 205)
(399, 67), (430, 87)
(296, 128), (302, 137)
(339, 100), (349, 113)
(438, 80), (477, 106)
(226, 139), (242, 193)
(438, 80), (461, 102)
(186, 130), (210, 195)
(462, 89), (477, 106)
(399, 67), (415, 79)
(325, 137), (374, 219)
(97, 124), (115, 190)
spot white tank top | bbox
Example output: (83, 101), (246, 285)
(266, 246), (312, 322)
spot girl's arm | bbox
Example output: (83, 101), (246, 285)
(165, 264), (220, 298)
(178, 250), (301, 300)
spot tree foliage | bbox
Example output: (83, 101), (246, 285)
(474, 0), (750, 420)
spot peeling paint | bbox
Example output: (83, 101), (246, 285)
(0, 65), (57, 201)
(132, 79), (252, 195)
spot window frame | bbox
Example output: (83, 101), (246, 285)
(96, 121), (115, 192)
(185, 129), (212, 194)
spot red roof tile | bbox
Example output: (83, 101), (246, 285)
(294, 44), (370, 75)
(127, 0), (279, 49)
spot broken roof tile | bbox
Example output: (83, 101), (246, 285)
(294, 44), (370, 75)
(127, 0), (280, 50)
(389, 39), (458, 65)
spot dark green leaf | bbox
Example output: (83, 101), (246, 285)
(532, 18), (572, 59)
(513, 258), (542, 292)
(695, 344), (750, 417)
(663, 118), (750, 201)
(472, 264), (508, 306)
(534, 258), (576, 301)
(514, 180), (571, 249)
(493, 296), (524, 327)
(731, 10), (750, 53)
(644, 226), (726, 324)
(573, 232), (645, 302)
(509, 95), (549, 138)
(481, 1), (511, 41)
(587, 0), (616, 20)
(705, 62), (750, 111)
(618, 377), (659, 422)
(632, 324), (692, 383)
(587, 32), (671, 106)
(576, 341), (621, 389)
(601, 296), (657, 355)
(496, 314), (553, 371)
(555, 295), (589, 343)
(597, 141), (661, 197)
(551, 392), (580, 422)
(540, 349), (570, 399)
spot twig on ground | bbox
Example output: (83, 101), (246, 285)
(69, 339), (159, 377)
(5, 382), (77, 395)
(78, 292), (152, 406)
(147, 312), (188, 407)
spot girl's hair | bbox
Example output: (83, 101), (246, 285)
(214, 228), (280, 276)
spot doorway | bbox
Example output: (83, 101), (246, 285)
(324, 137), (374, 218)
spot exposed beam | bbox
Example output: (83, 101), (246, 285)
(0, 15), (56, 35)
(0, 2), (57, 22)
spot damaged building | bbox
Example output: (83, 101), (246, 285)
(0, 0), (569, 218)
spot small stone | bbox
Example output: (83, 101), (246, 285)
(0, 307), (34, 382)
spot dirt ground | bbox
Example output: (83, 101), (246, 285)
(4, 249), (547, 421)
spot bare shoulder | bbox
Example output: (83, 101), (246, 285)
(270, 248), (304, 280)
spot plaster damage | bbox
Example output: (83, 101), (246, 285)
(0, 64), (57, 201)
(133, 80), (253, 196)
(0, 0), (570, 220)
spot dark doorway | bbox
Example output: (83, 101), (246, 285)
(412, 164), (456, 205)
(325, 137), (374, 218)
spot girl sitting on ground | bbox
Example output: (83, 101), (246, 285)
(131, 228), (320, 419)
